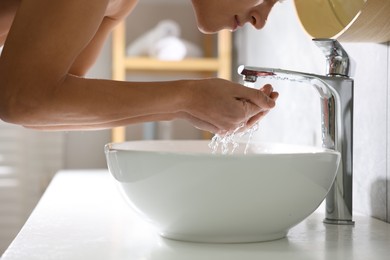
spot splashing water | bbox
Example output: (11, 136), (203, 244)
(208, 123), (259, 155)
(208, 81), (262, 155)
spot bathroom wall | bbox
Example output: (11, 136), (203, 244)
(235, 1), (389, 223)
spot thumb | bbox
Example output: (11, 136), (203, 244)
(242, 87), (276, 109)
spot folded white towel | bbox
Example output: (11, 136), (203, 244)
(126, 19), (203, 60)
(126, 20), (181, 57)
(149, 36), (203, 61)
(149, 36), (186, 61)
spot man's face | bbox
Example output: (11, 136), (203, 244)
(191, 0), (277, 33)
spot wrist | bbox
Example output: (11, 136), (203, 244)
(171, 79), (194, 114)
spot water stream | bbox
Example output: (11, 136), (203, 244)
(208, 81), (260, 155)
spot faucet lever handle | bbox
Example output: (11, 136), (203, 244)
(313, 39), (350, 77)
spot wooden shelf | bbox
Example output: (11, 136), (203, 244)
(123, 57), (220, 72)
(111, 17), (232, 142)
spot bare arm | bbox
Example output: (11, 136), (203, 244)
(0, 0), (277, 133)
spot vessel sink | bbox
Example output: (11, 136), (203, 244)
(105, 140), (340, 243)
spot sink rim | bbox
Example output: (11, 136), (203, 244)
(105, 140), (340, 157)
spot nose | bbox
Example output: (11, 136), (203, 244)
(249, 0), (277, 30)
(249, 12), (266, 29)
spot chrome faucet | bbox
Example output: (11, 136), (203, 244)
(238, 39), (354, 225)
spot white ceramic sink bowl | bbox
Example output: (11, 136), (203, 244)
(105, 140), (340, 243)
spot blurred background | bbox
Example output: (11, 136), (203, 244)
(1, 0), (389, 254)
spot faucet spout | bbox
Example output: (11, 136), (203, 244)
(238, 64), (354, 225)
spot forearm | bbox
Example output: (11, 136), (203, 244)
(23, 113), (180, 131)
(3, 73), (188, 129)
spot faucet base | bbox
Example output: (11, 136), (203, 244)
(323, 218), (355, 225)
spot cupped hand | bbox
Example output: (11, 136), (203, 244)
(244, 83), (279, 129)
(180, 78), (278, 134)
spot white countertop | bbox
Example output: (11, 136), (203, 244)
(2, 170), (390, 260)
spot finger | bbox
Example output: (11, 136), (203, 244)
(270, 91), (279, 100)
(246, 92), (279, 127)
(239, 87), (276, 109)
(247, 111), (269, 128)
(260, 84), (274, 96)
(257, 90), (276, 108)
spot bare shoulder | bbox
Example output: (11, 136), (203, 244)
(0, 0), (139, 75)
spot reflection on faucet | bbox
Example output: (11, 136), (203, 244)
(313, 38), (350, 77)
(238, 39), (354, 225)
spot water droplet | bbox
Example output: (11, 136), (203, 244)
(208, 123), (259, 155)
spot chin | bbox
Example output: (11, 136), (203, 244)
(197, 24), (223, 34)
(199, 28), (217, 34)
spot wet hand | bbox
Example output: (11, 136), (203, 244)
(181, 78), (278, 134)
(244, 83), (279, 129)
